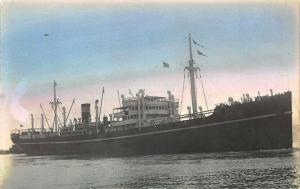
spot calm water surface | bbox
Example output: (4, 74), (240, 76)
(1, 149), (300, 189)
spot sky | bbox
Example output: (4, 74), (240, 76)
(0, 1), (298, 149)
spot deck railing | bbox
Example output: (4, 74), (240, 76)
(12, 109), (215, 137)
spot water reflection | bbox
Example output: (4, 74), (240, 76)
(0, 154), (12, 188)
(2, 150), (300, 189)
(105, 150), (299, 189)
(293, 149), (300, 187)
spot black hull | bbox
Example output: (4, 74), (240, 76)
(15, 113), (292, 156)
(12, 92), (293, 156)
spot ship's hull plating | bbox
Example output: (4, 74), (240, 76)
(15, 112), (292, 156)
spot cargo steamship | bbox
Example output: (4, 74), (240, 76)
(11, 34), (293, 156)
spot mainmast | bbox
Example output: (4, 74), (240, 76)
(186, 33), (199, 115)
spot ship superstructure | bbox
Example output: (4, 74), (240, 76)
(112, 90), (179, 128)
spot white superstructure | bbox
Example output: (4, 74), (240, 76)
(112, 90), (179, 127)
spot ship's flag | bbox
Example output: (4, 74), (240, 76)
(19, 124), (23, 127)
(193, 40), (204, 48)
(197, 50), (206, 57)
(162, 61), (170, 68)
(102, 87), (105, 94)
(43, 33), (49, 37)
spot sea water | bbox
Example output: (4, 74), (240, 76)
(1, 149), (300, 189)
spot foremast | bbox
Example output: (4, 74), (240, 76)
(50, 81), (61, 132)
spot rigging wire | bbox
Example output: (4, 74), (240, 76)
(179, 70), (186, 115)
(52, 104), (63, 126)
(40, 104), (52, 129)
(198, 70), (209, 111)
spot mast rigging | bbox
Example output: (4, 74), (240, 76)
(198, 70), (209, 110)
(40, 104), (51, 129)
(50, 81), (61, 132)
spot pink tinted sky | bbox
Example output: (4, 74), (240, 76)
(1, 68), (298, 149)
(0, 1), (298, 149)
